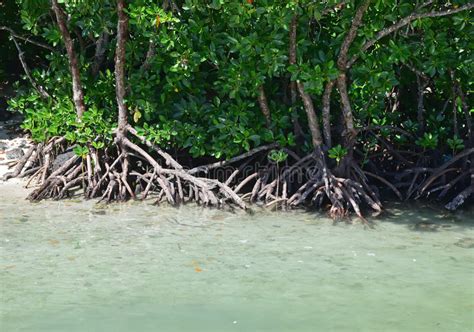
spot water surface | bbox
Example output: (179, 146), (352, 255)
(1, 183), (473, 331)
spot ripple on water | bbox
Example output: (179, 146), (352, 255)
(0, 183), (473, 331)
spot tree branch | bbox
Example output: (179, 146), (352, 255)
(0, 26), (56, 52)
(347, 2), (474, 69)
(51, 0), (86, 118)
(336, 0), (371, 143)
(10, 35), (50, 99)
(321, 1), (348, 16)
(188, 143), (279, 174)
(288, 13), (304, 141)
(337, 0), (371, 70)
(297, 81), (323, 148)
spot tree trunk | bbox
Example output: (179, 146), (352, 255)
(115, 0), (129, 138)
(257, 85), (271, 127)
(51, 0), (86, 118)
(91, 31), (109, 77)
(141, 40), (156, 72)
(451, 71), (471, 147)
(288, 14), (304, 142)
(336, 0), (371, 147)
(416, 73), (427, 135)
(296, 82), (323, 148)
(336, 73), (357, 147)
(321, 80), (335, 148)
(115, 0), (131, 199)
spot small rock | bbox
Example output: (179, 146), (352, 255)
(6, 148), (24, 160)
(0, 142), (8, 151)
(52, 151), (75, 171)
(414, 222), (439, 231)
(454, 238), (474, 249)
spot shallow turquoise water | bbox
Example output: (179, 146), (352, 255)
(1, 184), (473, 331)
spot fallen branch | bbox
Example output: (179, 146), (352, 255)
(189, 143), (279, 174)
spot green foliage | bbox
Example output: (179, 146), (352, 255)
(73, 145), (89, 158)
(328, 145), (347, 165)
(447, 136), (465, 154)
(268, 149), (288, 163)
(416, 133), (439, 150)
(9, 93), (75, 142)
(6, 0), (472, 161)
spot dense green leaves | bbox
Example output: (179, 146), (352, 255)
(6, 0), (473, 160)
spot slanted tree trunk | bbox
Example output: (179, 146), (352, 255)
(51, 0), (86, 118)
(141, 40), (156, 72)
(405, 63), (429, 136)
(296, 82), (323, 148)
(336, 0), (371, 151)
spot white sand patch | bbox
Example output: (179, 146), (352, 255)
(0, 117), (32, 184)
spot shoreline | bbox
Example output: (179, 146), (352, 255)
(0, 117), (31, 176)
(1, 119), (472, 214)
(0, 117), (32, 193)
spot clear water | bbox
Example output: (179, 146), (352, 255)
(1, 183), (473, 331)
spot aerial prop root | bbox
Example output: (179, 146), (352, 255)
(119, 133), (247, 208)
(286, 155), (383, 220)
(414, 148), (474, 210)
(211, 147), (304, 210)
(20, 128), (247, 209)
(222, 147), (385, 218)
(2, 136), (67, 183)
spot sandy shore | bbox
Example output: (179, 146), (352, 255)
(0, 117), (32, 186)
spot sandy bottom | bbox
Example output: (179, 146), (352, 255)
(1, 184), (473, 332)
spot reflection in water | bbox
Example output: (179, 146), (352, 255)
(0, 183), (473, 331)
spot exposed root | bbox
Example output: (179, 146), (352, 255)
(402, 148), (474, 209)
(364, 171), (402, 199)
(211, 145), (383, 219)
(286, 151), (382, 220)
(445, 184), (473, 211)
(8, 130), (471, 215)
(2, 136), (67, 183)
(188, 142), (280, 175)
(2, 145), (36, 181)
(8, 127), (247, 209)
